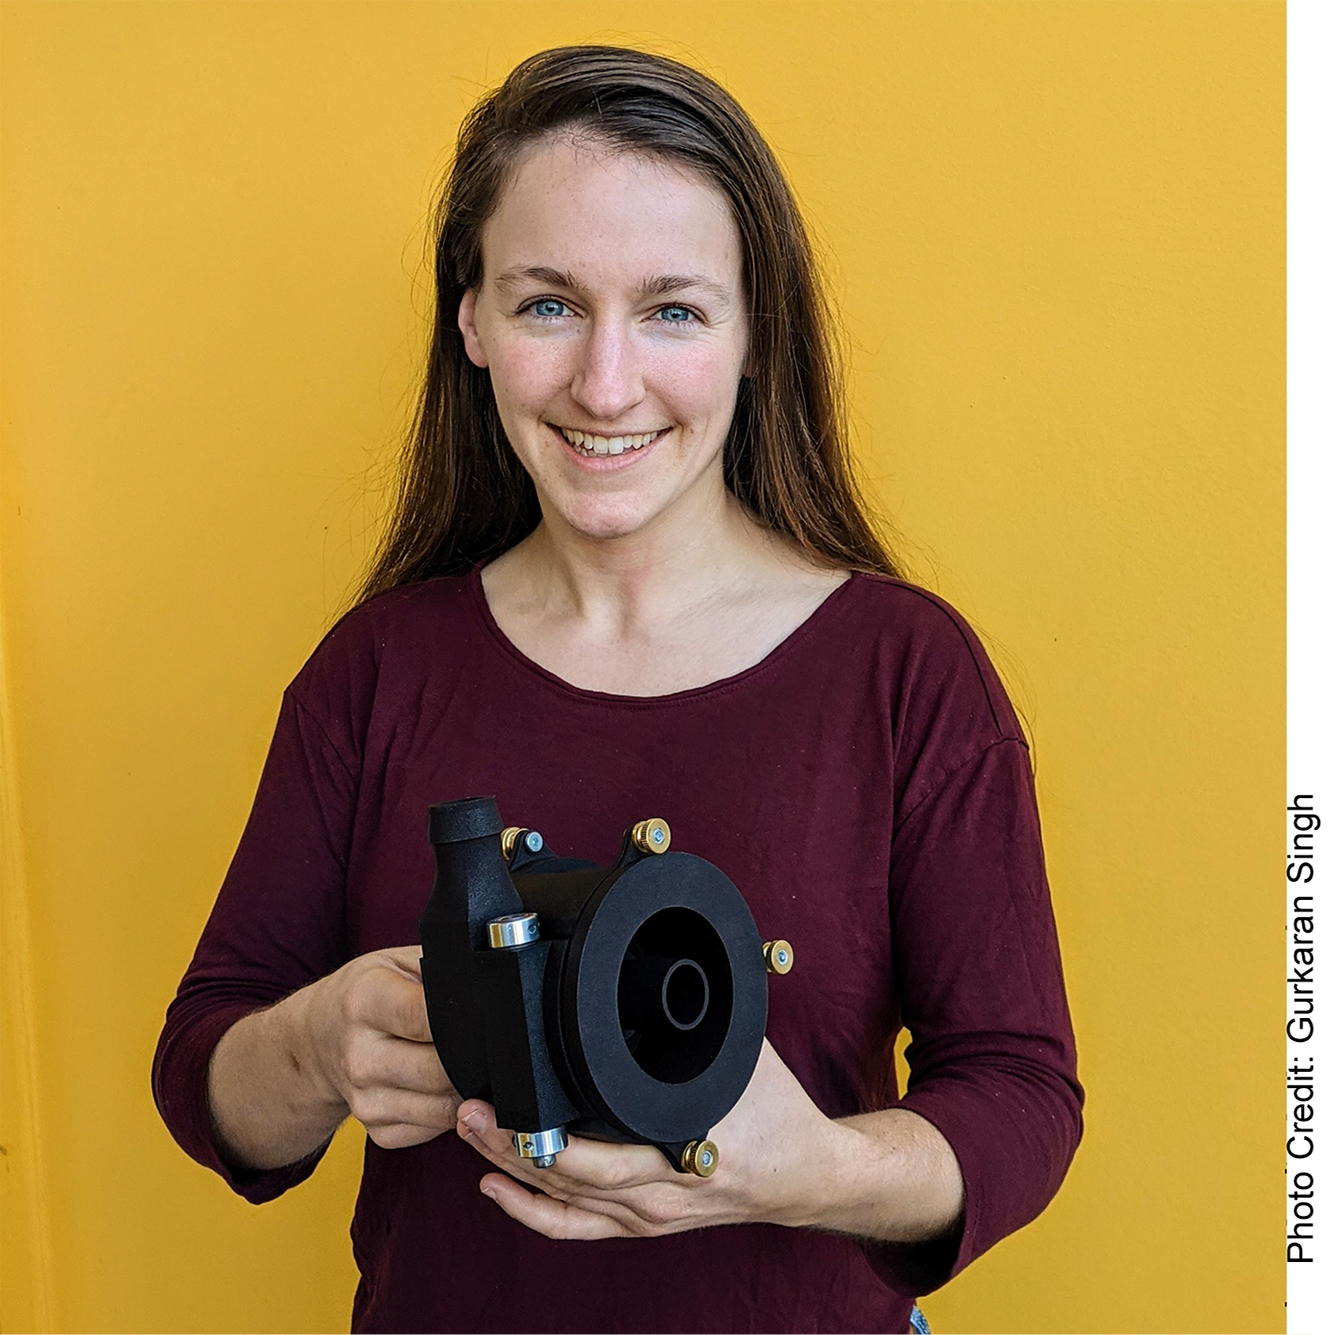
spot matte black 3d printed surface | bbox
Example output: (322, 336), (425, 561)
(418, 797), (771, 1171)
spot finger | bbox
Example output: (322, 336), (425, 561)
(454, 1100), (581, 1184)
(376, 1035), (456, 1097)
(343, 1030), (451, 1096)
(456, 1102), (522, 1170)
(537, 1133), (672, 1193)
(366, 968), (433, 1043)
(378, 945), (425, 978)
(367, 1121), (451, 1151)
(349, 1086), (460, 1135)
(478, 1173), (629, 1240)
(457, 1102), (676, 1198)
(455, 1104), (575, 1197)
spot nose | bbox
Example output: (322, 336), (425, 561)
(568, 316), (645, 423)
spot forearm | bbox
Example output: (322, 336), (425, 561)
(787, 1107), (964, 1245)
(206, 983), (347, 1172)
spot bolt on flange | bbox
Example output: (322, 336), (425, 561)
(500, 827), (544, 860)
(680, 1138), (719, 1177)
(631, 818), (671, 855)
(762, 939), (794, 975)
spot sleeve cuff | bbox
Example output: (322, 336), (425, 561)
(152, 1001), (333, 1205)
(858, 1070), (1081, 1297)
(858, 1094), (983, 1296)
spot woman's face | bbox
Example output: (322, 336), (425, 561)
(458, 136), (750, 546)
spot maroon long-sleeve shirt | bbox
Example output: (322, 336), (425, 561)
(152, 567), (1083, 1334)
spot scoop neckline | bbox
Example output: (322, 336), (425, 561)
(465, 561), (861, 708)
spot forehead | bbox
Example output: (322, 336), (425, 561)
(480, 137), (743, 292)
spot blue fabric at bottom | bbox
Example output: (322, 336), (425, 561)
(909, 1304), (930, 1334)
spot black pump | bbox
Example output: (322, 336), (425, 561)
(418, 796), (791, 1175)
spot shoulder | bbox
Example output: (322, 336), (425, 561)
(839, 572), (1023, 735)
(828, 573), (1029, 811)
(310, 575), (474, 660)
(285, 574), (480, 721)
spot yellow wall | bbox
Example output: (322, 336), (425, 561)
(0, 2), (1284, 1332)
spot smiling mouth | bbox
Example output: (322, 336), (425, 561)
(553, 425), (668, 458)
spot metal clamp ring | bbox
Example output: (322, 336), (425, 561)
(487, 912), (540, 949)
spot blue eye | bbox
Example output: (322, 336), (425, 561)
(657, 305), (696, 323)
(529, 298), (569, 319)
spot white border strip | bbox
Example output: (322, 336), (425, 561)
(1287, 1), (1333, 1331)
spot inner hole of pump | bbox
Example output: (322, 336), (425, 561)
(661, 959), (709, 1030)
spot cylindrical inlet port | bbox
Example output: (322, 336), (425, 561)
(619, 954), (710, 1034)
(661, 959), (710, 1030)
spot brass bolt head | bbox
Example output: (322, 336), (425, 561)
(632, 818), (672, 855)
(500, 827), (544, 859)
(762, 939), (794, 975)
(680, 1139), (719, 1177)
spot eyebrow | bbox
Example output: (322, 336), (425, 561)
(492, 265), (733, 305)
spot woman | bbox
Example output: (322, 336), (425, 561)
(153, 45), (1082, 1335)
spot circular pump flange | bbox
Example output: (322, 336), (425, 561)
(558, 851), (768, 1148)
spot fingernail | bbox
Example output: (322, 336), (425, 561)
(462, 1111), (484, 1132)
(481, 1186), (496, 1201)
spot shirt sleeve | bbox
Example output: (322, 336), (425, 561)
(151, 685), (356, 1204)
(866, 735), (1085, 1295)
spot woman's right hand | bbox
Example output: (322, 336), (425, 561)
(207, 944), (459, 1170)
(301, 945), (460, 1150)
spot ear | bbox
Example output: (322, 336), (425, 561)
(457, 289), (489, 369)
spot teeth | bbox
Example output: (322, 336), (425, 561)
(558, 427), (662, 456)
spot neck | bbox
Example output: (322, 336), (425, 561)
(500, 482), (785, 633)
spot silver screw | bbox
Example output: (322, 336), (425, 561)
(652, 828), (665, 844)
(525, 830), (544, 852)
(535, 1154), (555, 1169)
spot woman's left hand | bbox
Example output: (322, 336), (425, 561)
(455, 1038), (850, 1240)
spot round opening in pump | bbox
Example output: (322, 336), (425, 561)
(617, 907), (733, 1083)
(662, 959), (709, 1030)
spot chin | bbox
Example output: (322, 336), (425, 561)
(554, 494), (663, 543)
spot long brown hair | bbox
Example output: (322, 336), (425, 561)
(357, 45), (900, 602)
